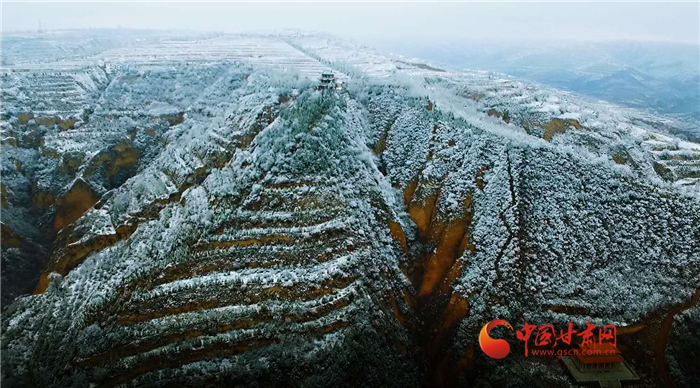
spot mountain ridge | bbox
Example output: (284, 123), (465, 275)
(1, 30), (699, 388)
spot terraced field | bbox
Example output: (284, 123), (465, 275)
(2, 30), (699, 388)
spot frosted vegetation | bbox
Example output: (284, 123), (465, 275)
(1, 30), (699, 387)
(381, 41), (700, 122)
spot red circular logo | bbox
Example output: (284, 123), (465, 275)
(479, 319), (513, 359)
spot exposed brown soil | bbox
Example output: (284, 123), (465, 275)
(17, 112), (34, 125)
(30, 187), (56, 208)
(487, 109), (510, 124)
(60, 154), (85, 175)
(211, 213), (335, 234)
(32, 97), (289, 294)
(1, 184), (9, 206)
(403, 176), (419, 206)
(53, 179), (100, 232)
(418, 203), (472, 297)
(1, 222), (22, 248)
(474, 165), (490, 191)
(82, 142), (139, 187)
(80, 296), (352, 370)
(400, 162), (478, 387)
(407, 187), (440, 240)
(192, 235), (296, 251)
(160, 112), (185, 126)
(542, 118), (583, 141)
(1, 137), (19, 147)
(35, 167), (210, 294)
(388, 219), (409, 253)
(16, 113), (76, 130)
(107, 319), (346, 387)
(234, 105), (276, 148)
(112, 275), (354, 327)
(653, 162), (675, 181)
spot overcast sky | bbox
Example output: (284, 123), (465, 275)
(2, 1), (699, 46)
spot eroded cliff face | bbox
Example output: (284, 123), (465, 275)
(2, 49), (700, 388)
(369, 86), (700, 387)
(2, 78), (422, 388)
(0, 62), (234, 306)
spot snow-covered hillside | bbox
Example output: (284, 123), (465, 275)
(1, 30), (699, 388)
(380, 41), (700, 121)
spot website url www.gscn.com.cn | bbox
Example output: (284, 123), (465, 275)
(530, 348), (618, 357)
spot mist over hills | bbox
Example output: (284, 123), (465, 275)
(381, 41), (700, 128)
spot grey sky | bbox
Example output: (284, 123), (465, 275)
(2, 1), (699, 45)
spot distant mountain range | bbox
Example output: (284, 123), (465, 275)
(380, 41), (700, 127)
